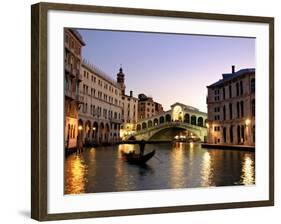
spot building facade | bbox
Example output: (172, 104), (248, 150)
(138, 94), (164, 120)
(64, 28), (85, 150)
(206, 66), (255, 146)
(78, 61), (123, 145)
(116, 68), (139, 139)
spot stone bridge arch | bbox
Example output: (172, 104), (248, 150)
(130, 121), (207, 142)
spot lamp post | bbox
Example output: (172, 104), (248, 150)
(78, 125), (83, 153)
(245, 119), (251, 144)
(92, 127), (96, 145)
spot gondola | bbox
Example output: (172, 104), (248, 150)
(122, 150), (155, 165)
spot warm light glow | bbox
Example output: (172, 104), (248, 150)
(245, 119), (251, 126)
(78, 125), (83, 131)
(206, 123), (209, 128)
(241, 155), (255, 185)
(92, 127), (96, 131)
(64, 155), (86, 194)
(175, 135), (179, 139)
(201, 151), (213, 187)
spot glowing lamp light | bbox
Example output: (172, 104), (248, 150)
(78, 125), (83, 131)
(92, 127), (96, 131)
(245, 119), (251, 126)
(206, 123), (209, 128)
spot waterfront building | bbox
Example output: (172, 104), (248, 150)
(116, 68), (139, 139)
(206, 66), (255, 146)
(78, 61), (123, 144)
(64, 28), (85, 150)
(137, 94), (164, 120)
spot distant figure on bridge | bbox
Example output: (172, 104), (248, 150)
(139, 140), (146, 156)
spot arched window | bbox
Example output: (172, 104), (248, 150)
(165, 114), (171, 122)
(184, 113), (190, 123)
(136, 124), (141, 131)
(191, 115), (197, 125)
(159, 116), (165, 124)
(142, 122), (147, 129)
(198, 117), (203, 127)
(153, 118), (159, 126)
(148, 120), (152, 128)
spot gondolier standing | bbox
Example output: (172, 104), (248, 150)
(139, 140), (146, 157)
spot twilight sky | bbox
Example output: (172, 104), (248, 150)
(77, 29), (255, 112)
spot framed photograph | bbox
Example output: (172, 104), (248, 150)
(31, 2), (274, 221)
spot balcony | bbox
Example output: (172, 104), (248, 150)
(75, 93), (84, 104)
(65, 89), (75, 100)
(76, 70), (83, 81)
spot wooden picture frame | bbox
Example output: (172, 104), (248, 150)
(31, 2), (274, 221)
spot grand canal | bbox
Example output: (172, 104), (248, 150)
(64, 142), (255, 194)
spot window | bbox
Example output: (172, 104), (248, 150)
(251, 78), (255, 93)
(223, 87), (225, 100)
(229, 103), (233, 119)
(223, 105), (226, 120)
(240, 101), (244, 117)
(240, 80), (243, 95)
(252, 99), (255, 116)
(236, 82), (239, 96)
(236, 101), (240, 118)
(229, 85), (232, 98)
(223, 127), (227, 143)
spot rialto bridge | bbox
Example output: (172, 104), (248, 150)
(124, 103), (208, 142)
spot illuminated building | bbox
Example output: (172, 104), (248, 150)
(138, 94), (164, 120)
(206, 66), (255, 146)
(64, 28), (85, 150)
(78, 62), (123, 144)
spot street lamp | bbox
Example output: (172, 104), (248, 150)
(245, 119), (251, 126)
(78, 125), (83, 131)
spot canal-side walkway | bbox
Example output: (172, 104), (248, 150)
(202, 143), (255, 151)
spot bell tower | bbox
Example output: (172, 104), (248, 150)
(117, 66), (126, 95)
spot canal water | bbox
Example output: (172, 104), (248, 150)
(64, 142), (255, 194)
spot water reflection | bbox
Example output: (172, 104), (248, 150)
(200, 151), (213, 187)
(64, 154), (87, 194)
(170, 142), (185, 188)
(64, 143), (255, 194)
(241, 154), (255, 185)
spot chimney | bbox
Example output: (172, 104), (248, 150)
(232, 65), (235, 74)
(130, 90), (133, 97)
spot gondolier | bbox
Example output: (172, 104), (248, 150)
(139, 139), (146, 156)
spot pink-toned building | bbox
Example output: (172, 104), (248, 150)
(206, 66), (255, 146)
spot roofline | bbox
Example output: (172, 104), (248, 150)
(68, 28), (86, 46)
(207, 68), (255, 88)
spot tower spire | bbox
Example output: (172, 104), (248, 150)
(117, 65), (126, 95)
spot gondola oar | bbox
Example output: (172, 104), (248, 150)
(154, 155), (162, 163)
